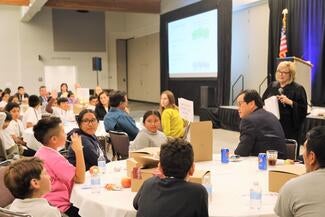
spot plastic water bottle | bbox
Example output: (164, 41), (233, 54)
(90, 174), (101, 194)
(97, 154), (106, 174)
(250, 181), (262, 209)
(203, 175), (212, 202)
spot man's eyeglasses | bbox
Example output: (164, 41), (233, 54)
(237, 101), (246, 106)
(81, 118), (97, 124)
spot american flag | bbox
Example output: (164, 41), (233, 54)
(279, 27), (288, 58)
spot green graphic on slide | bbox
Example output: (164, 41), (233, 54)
(192, 28), (209, 40)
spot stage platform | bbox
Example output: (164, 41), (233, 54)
(200, 106), (325, 145)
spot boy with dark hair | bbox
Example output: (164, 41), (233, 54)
(275, 126), (325, 216)
(34, 116), (85, 217)
(133, 138), (208, 217)
(87, 95), (98, 110)
(15, 86), (29, 103)
(46, 97), (75, 122)
(22, 95), (42, 128)
(4, 157), (61, 217)
(0, 111), (19, 159)
(5, 102), (35, 156)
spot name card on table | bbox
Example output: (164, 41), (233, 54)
(76, 88), (90, 104)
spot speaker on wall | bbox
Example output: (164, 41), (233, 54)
(92, 57), (102, 71)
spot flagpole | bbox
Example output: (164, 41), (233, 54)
(282, 9), (288, 32)
(279, 8), (288, 58)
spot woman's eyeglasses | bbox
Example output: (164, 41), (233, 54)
(81, 118), (97, 124)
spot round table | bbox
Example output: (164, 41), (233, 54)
(71, 155), (281, 217)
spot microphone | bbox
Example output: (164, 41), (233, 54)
(278, 88), (286, 107)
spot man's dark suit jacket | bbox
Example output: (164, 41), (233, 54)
(235, 108), (287, 159)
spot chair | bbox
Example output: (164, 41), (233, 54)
(0, 139), (6, 161)
(0, 207), (31, 217)
(182, 122), (191, 140)
(97, 136), (111, 159)
(0, 140), (19, 161)
(0, 166), (14, 208)
(285, 139), (298, 160)
(108, 131), (130, 160)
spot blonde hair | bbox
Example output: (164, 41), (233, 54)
(275, 61), (296, 84)
(160, 90), (178, 113)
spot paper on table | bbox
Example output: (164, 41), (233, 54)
(264, 96), (280, 119)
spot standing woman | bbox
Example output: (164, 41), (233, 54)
(160, 90), (184, 138)
(58, 83), (73, 98)
(262, 61), (307, 149)
(95, 90), (111, 120)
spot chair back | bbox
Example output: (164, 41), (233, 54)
(285, 139), (298, 160)
(0, 139), (7, 161)
(109, 131), (129, 160)
(0, 207), (31, 217)
(0, 166), (14, 208)
(182, 122), (191, 140)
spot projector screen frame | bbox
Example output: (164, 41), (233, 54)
(167, 8), (218, 79)
(160, 0), (232, 112)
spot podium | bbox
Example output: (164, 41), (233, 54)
(277, 57), (313, 105)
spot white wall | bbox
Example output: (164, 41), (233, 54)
(231, 2), (269, 104)
(105, 12), (160, 102)
(0, 6), (108, 95)
(0, 6), (21, 89)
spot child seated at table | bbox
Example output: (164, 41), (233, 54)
(5, 102), (35, 156)
(133, 138), (209, 217)
(4, 157), (61, 217)
(0, 111), (20, 159)
(33, 116), (85, 217)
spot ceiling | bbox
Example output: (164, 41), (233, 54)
(0, 0), (161, 13)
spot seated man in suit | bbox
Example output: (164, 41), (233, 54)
(39, 85), (48, 105)
(15, 86), (29, 104)
(274, 126), (325, 217)
(103, 90), (138, 141)
(234, 89), (287, 159)
(133, 138), (208, 217)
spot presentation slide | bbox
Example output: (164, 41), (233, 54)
(168, 9), (218, 78)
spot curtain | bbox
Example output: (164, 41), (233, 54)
(268, 0), (325, 106)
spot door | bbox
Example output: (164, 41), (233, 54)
(116, 39), (127, 92)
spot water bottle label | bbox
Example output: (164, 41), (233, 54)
(250, 191), (262, 200)
(91, 176), (101, 185)
(98, 160), (106, 174)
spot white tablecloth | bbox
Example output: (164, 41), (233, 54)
(71, 155), (281, 217)
(23, 121), (108, 151)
